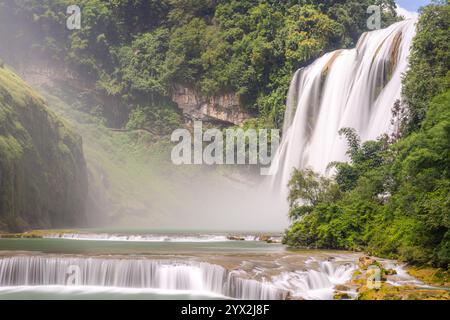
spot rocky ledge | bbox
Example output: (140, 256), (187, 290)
(172, 85), (251, 126)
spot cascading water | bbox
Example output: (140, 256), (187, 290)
(43, 233), (231, 242)
(269, 18), (417, 196)
(41, 232), (281, 243)
(272, 260), (356, 300)
(0, 255), (361, 300)
(0, 256), (287, 300)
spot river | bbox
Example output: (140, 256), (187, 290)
(0, 229), (423, 300)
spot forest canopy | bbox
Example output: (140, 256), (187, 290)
(0, 0), (398, 129)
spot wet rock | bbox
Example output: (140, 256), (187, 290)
(385, 269), (397, 275)
(334, 291), (351, 300)
(258, 234), (271, 242)
(335, 284), (350, 291)
(227, 235), (245, 241)
(358, 256), (377, 270)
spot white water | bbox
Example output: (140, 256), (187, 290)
(43, 233), (231, 242)
(269, 19), (417, 195)
(272, 260), (356, 300)
(0, 256), (286, 300)
(0, 255), (358, 300)
(42, 233), (281, 243)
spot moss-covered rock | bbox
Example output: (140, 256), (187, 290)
(408, 267), (450, 287)
(333, 291), (351, 300)
(335, 284), (350, 291)
(385, 268), (397, 275)
(352, 259), (450, 300)
(0, 66), (88, 231)
(358, 283), (450, 300)
(358, 256), (377, 270)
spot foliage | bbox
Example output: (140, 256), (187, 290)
(0, 0), (398, 128)
(0, 67), (88, 232)
(288, 168), (341, 220)
(402, 2), (450, 133)
(284, 3), (450, 268)
(126, 104), (182, 135)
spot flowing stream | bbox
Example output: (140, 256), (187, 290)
(0, 232), (362, 300)
(0, 253), (357, 300)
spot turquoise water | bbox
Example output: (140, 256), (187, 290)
(0, 237), (283, 255)
(0, 230), (367, 300)
(0, 230), (286, 300)
(0, 286), (225, 300)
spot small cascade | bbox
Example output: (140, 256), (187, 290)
(272, 260), (356, 300)
(227, 271), (283, 300)
(43, 233), (230, 242)
(0, 256), (287, 300)
(42, 232), (282, 243)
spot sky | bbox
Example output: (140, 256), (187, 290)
(396, 0), (432, 12)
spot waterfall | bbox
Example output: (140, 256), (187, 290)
(42, 232), (281, 242)
(269, 19), (417, 195)
(43, 233), (231, 242)
(0, 256), (287, 300)
(272, 261), (356, 300)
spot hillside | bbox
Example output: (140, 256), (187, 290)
(0, 65), (88, 232)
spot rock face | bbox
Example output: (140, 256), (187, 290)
(172, 85), (251, 125)
(358, 256), (377, 270)
(0, 66), (88, 231)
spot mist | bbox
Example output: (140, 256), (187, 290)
(110, 168), (290, 232)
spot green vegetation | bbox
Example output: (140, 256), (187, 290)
(40, 85), (180, 226)
(408, 266), (450, 287)
(350, 257), (450, 300)
(284, 3), (450, 268)
(0, 0), (398, 129)
(402, 2), (450, 133)
(0, 67), (88, 232)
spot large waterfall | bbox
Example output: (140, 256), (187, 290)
(269, 19), (417, 195)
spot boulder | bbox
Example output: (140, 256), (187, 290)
(358, 256), (377, 270)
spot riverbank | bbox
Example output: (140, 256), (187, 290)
(334, 256), (450, 300)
